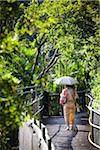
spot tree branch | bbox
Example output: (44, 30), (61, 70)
(36, 49), (60, 80)
(44, 49), (59, 69)
(31, 33), (47, 74)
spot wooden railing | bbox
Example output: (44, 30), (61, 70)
(85, 94), (100, 149)
(17, 87), (100, 150)
(27, 119), (55, 150)
(17, 86), (44, 116)
(17, 87), (55, 150)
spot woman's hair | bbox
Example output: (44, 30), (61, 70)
(66, 85), (75, 89)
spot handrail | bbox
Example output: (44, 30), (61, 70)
(27, 95), (43, 106)
(88, 108), (100, 149)
(33, 106), (44, 117)
(88, 132), (100, 149)
(88, 106), (100, 116)
(85, 93), (93, 101)
(17, 87), (44, 116)
(17, 86), (35, 90)
(17, 88), (41, 95)
(85, 93), (93, 107)
(86, 94), (100, 149)
(17, 90), (32, 95)
(18, 87), (55, 149)
(88, 106), (100, 130)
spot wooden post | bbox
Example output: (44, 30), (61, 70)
(39, 120), (41, 129)
(34, 119), (36, 125)
(42, 127), (46, 141)
(48, 138), (51, 150)
(92, 111), (94, 142)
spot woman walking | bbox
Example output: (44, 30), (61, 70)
(60, 85), (79, 130)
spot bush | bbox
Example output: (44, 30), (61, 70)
(92, 74), (100, 111)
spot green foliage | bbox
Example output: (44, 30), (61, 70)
(51, 0), (99, 86)
(92, 73), (100, 111)
(0, 0), (99, 149)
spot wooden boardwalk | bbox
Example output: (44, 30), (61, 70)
(43, 112), (98, 150)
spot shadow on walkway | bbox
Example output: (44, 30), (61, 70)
(43, 112), (98, 150)
(57, 127), (78, 150)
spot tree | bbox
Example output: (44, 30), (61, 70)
(0, 0), (99, 149)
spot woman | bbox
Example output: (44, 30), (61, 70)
(60, 85), (79, 130)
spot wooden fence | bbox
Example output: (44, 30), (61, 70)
(85, 94), (100, 149)
(17, 87), (55, 150)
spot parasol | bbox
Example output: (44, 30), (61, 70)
(54, 76), (78, 85)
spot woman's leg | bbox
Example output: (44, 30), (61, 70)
(68, 104), (76, 130)
(63, 104), (69, 129)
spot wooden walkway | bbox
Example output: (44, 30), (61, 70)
(43, 112), (98, 150)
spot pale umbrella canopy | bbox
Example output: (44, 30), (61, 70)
(54, 76), (78, 85)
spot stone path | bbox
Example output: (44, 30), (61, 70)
(43, 112), (98, 150)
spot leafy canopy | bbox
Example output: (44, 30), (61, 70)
(0, 0), (99, 149)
